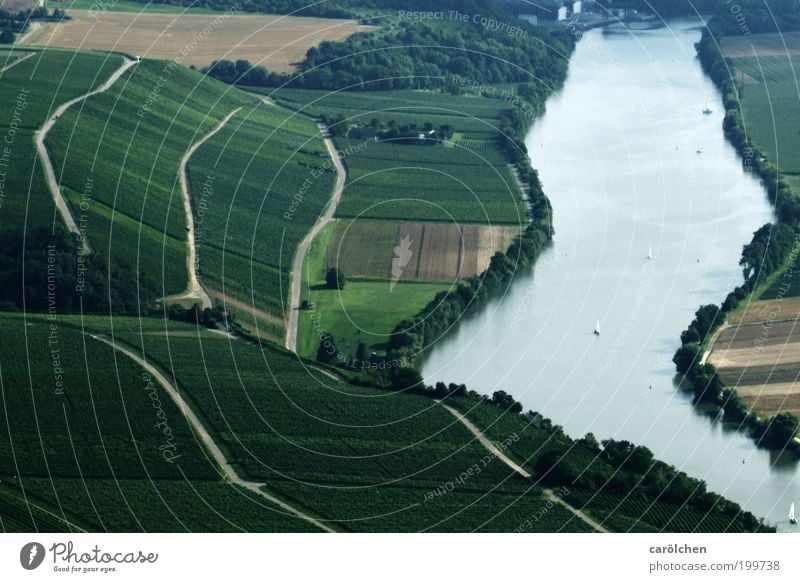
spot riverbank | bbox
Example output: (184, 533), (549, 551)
(676, 21), (800, 453)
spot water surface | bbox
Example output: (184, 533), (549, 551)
(421, 19), (798, 530)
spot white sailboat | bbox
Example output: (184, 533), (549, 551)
(594, 321), (601, 336)
(791, 502), (797, 525)
(648, 246), (653, 260)
(702, 99), (712, 115)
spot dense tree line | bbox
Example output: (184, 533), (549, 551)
(0, 228), (160, 314)
(0, 6), (67, 44)
(204, 15), (572, 92)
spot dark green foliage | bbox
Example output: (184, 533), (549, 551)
(491, 390), (523, 413)
(445, 395), (771, 532)
(316, 333), (339, 364)
(754, 413), (799, 449)
(204, 8), (572, 93)
(673, 343), (701, 375)
(325, 268), (345, 290)
(0, 228), (159, 314)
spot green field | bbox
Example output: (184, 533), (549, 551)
(0, 313), (318, 532)
(273, 88), (514, 140)
(0, 311), (598, 532)
(57, 0), (224, 13)
(47, 58), (254, 296)
(296, 222), (448, 358)
(273, 88), (527, 224)
(736, 78), (800, 174)
(187, 102), (334, 334)
(0, 49), (123, 235)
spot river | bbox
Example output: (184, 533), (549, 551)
(420, 19), (799, 530)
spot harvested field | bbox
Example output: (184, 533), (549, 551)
(708, 314), (800, 418)
(325, 220), (520, 283)
(721, 32), (800, 58)
(713, 320), (800, 351)
(735, 382), (800, 418)
(717, 363), (800, 387)
(28, 10), (372, 71)
(728, 296), (800, 324)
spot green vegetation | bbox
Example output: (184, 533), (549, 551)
(186, 102), (333, 333)
(48, 58), (253, 298)
(296, 222), (448, 358)
(0, 313), (318, 532)
(443, 394), (771, 532)
(59, 0), (224, 13)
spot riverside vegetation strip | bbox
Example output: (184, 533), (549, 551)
(676, 1), (800, 451)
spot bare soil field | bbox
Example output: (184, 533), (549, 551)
(717, 363), (800, 387)
(1, 0), (40, 12)
(721, 32), (800, 58)
(735, 382), (800, 418)
(728, 296), (800, 325)
(27, 10), (371, 71)
(325, 220), (519, 283)
(708, 313), (800, 418)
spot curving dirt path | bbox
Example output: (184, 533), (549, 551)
(34, 56), (137, 254)
(88, 333), (335, 533)
(0, 51), (34, 74)
(285, 125), (345, 352)
(438, 402), (608, 533)
(165, 107), (243, 309)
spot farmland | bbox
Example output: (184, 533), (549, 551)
(0, 311), (591, 532)
(45, 58), (254, 297)
(296, 222), (448, 358)
(276, 87), (531, 359)
(29, 9), (372, 72)
(326, 220), (520, 283)
(0, 313), (318, 532)
(0, 49), (123, 235)
(186, 100), (334, 336)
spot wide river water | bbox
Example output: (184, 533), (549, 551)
(421, 19), (800, 530)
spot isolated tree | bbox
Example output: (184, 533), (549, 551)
(325, 267), (346, 290)
(355, 341), (367, 362)
(316, 333), (338, 364)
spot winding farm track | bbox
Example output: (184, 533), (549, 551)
(0, 51), (34, 74)
(34, 56), (137, 254)
(166, 107), (243, 309)
(438, 402), (608, 533)
(285, 125), (345, 352)
(88, 333), (335, 533)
